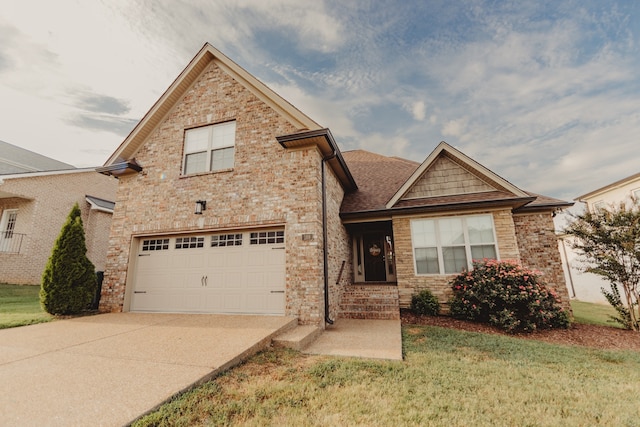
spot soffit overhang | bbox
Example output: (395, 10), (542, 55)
(276, 128), (358, 192)
(341, 196), (536, 221)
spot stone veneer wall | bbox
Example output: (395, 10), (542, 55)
(0, 172), (117, 284)
(393, 209), (521, 309)
(100, 61), (348, 326)
(513, 212), (572, 311)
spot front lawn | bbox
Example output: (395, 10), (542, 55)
(571, 299), (624, 328)
(134, 323), (640, 426)
(0, 283), (52, 329)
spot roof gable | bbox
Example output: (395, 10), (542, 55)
(386, 142), (529, 208)
(104, 43), (322, 166)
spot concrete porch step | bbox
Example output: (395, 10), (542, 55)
(272, 325), (323, 351)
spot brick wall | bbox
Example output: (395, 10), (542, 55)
(513, 212), (571, 310)
(393, 208), (521, 309)
(0, 171), (117, 284)
(100, 61), (348, 326)
(391, 208), (571, 312)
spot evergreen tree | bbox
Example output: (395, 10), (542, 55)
(40, 203), (96, 315)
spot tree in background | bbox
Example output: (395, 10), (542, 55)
(40, 203), (96, 315)
(564, 201), (640, 331)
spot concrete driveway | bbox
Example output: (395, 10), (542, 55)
(0, 313), (296, 426)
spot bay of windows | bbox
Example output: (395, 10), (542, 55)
(411, 214), (498, 275)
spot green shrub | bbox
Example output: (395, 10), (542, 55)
(411, 289), (440, 316)
(40, 203), (96, 315)
(448, 259), (570, 333)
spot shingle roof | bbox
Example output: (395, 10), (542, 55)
(0, 140), (74, 174)
(340, 149), (572, 217)
(340, 150), (419, 213)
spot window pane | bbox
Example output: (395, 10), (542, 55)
(467, 215), (495, 244)
(471, 245), (497, 261)
(415, 248), (439, 274)
(184, 152), (207, 174)
(411, 219), (436, 247)
(442, 246), (467, 274)
(211, 121), (236, 149)
(439, 218), (464, 245)
(184, 127), (210, 153)
(211, 147), (235, 170)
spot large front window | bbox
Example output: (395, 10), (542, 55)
(183, 121), (236, 174)
(411, 214), (498, 275)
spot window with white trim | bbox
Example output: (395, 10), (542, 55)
(0, 209), (18, 253)
(1, 210), (17, 239)
(183, 121), (236, 174)
(411, 214), (498, 275)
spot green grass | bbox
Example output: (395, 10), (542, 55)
(134, 326), (640, 427)
(571, 299), (623, 328)
(0, 283), (53, 329)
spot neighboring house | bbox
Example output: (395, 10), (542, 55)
(0, 143), (118, 285)
(98, 43), (572, 326)
(0, 139), (74, 174)
(558, 172), (640, 303)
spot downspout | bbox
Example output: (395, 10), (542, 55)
(322, 150), (337, 325)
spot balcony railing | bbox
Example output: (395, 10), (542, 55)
(0, 233), (25, 254)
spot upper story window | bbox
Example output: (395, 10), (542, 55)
(411, 214), (498, 275)
(633, 189), (640, 205)
(183, 121), (236, 175)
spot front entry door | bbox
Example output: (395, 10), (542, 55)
(355, 232), (396, 283)
(363, 234), (386, 281)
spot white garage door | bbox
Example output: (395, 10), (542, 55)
(130, 229), (285, 315)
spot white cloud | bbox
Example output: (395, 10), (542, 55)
(406, 101), (426, 121)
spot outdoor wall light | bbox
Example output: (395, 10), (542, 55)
(195, 200), (207, 215)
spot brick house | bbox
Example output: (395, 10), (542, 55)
(98, 43), (572, 326)
(0, 166), (118, 285)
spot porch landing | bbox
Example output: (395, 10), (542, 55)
(273, 318), (402, 361)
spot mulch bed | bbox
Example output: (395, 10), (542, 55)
(401, 309), (640, 351)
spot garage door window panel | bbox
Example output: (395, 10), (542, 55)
(211, 233), (243, 247)
(142, 239), (170, 251)
(175, 236), (205, 249)
(250, 230), (284, 245)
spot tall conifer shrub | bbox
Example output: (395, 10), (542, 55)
(40, 203), (96, 315)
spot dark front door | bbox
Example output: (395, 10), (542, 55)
(363, 234), (386, 281)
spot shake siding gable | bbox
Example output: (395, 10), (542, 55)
(403, 155), (494, 199)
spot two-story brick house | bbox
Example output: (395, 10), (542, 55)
(98, 43), (572, 326)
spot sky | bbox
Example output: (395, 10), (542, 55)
(1, 0), (639, 208)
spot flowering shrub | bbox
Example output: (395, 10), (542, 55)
(448, 259), (570, 333)
(411, 289), (440, 316)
